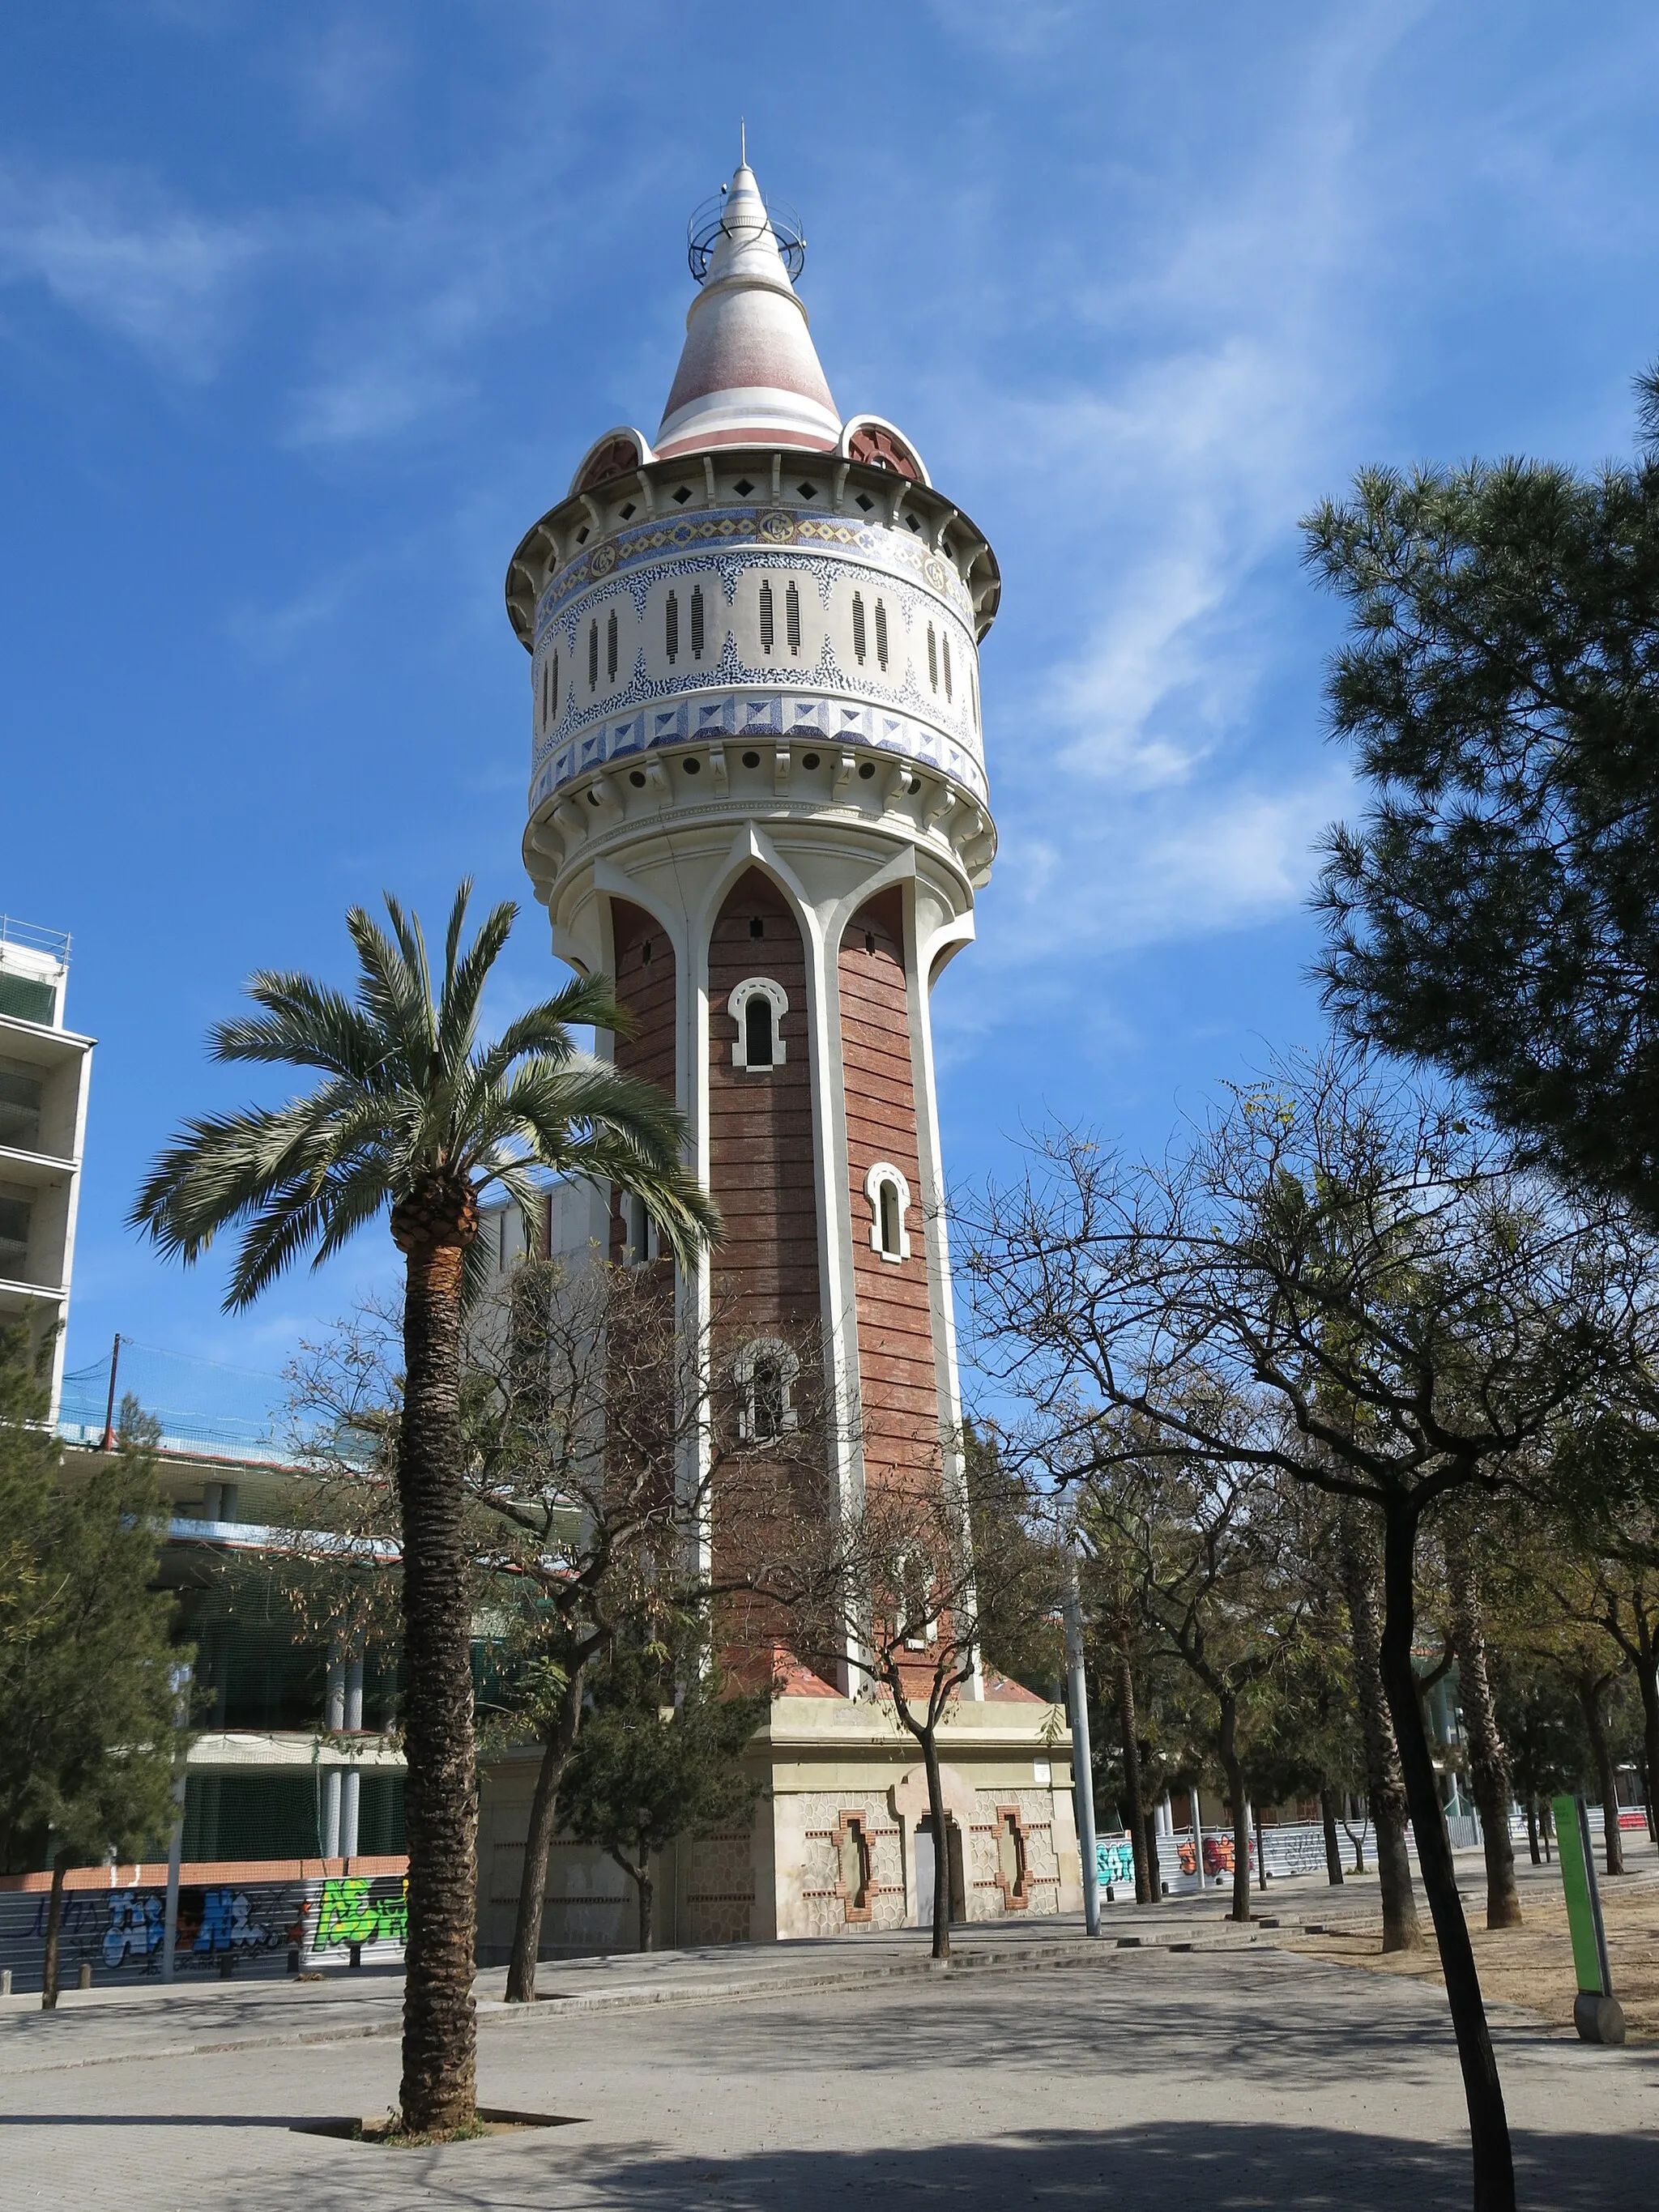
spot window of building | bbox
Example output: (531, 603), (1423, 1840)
(759, 578), (775, 655)
(942, 633), (953, 701)
(588, 620), (599, 692)
(851, 590), (867, 665)
(0, 1192), (31, 1275)
(539, 658), (548, 728)
(727, 976), (789, 1071)
(835, 1811), (873, 1923)
(621, 1190), (659, 1268)
(606, 608), (619, 682)
(897, 1550), (937, 1649)
(995, 1809), (1030, 1909)
(864, 1161), (912, 1262)
(875, 599), (889, 671)
(0, 1065), (43, 1150)
(691, 584), (706, 659)
(665, 590), (680, 664)
(927, 624), (938, 692)
(785, 580), (802, 655)
(550, 651), (559, 719)
(732, 1336), (800, 1443)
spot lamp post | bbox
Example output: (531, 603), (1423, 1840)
(1062, 1553), (1100, 1936)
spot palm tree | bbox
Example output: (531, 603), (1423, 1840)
(132, 884), (718, 2133)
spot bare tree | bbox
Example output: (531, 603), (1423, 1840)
(764, 1446), (1062, 1962)
(961, 1048), (1658, 2212)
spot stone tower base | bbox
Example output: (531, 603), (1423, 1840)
(476, 1691), (1081, 1961)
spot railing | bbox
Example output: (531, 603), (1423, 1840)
(0, 915), (70, 963)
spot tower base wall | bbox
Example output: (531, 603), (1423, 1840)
(476, 1694), (1081, 1961)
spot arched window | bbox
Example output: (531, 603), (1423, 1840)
(665, 590), (680, 664)
(875, 599), (889, 671)
(732, 1336), (800, 1443)
(606, 607), (619, 681)
(896, 1549), (938, 1647)
(691, 583), (706, 659)
(864, 1161), (912, 1262)
(927, 624), (939, 692)
(621, 1190), (659, 1268)
(851, 590), (867, 664)
(759, 578), (775, 655)
(588, 620), (599, 692)
(727, 976), (789, 1071)
(785, 580), (802, 655)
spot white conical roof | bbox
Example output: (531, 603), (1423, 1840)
(655, 163), (841, 458)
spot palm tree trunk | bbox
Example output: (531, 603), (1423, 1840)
(394, 1238), (477, 2136)
(1114, 1650), (1150, 1903)
(1339, 1509), (1422, 1953)
(1445, 1536), (1521, 1929)
(40, 1848), (70, 2010)
(504, 1667), (586, 2003)
(1575, 1671), (1625, 1878)
(1380, 1500), (1513, 2212)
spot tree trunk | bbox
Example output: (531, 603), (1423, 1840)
(1632, 1621), (1659, 1851)
(1444, 1536), (1521, 1929)
(504, 1666), (586, 2004)
(1380, 1501), (1513, 2212)
(40, 1848), (70, 2010)
(1320, 1786), (1345, 1886)
(1525, 1798), (1540, 1866)
(1114, 1651), (1150, 1903)
(1142, 1809), (1162, 1899)
(1575, 1671), (1625, 1878)
(921, 1724), (951, 1962)
(1338, 1511), (1422, 1952)
(1253, 1801), (1269, 1892)
(637, 1865), (653, 1951)
(394, 1238), (478, 2136)
(1217, 1694), (1251, 1925)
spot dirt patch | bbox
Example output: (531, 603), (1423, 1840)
(1283, 1872), (1659, 2037)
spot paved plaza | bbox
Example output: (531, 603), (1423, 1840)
(2, 1858), (1656, 2212)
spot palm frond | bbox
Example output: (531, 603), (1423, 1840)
(208, 974), (388, 1080)
(437, 893), (516, 1081)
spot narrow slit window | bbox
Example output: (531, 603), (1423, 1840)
(588, 620), (599, 692)
(744, 994), (774, 1068)
(851, 590), (867, 664)
(539, 659), (548, 727)
(734, 1337), (800, 1443)
(665, 589), (680, 664)
(942, 633), (953, 701)
(691, 583), (706, 658)
(785, 580), (801, 656)
(607, 608), (619, 682)
(550, 652), (559, 718)
(759, 579), (775, 655)
(927, 624), (938, 692)
(879, 1180), (901, 1257)
(875, 599), (889, 671)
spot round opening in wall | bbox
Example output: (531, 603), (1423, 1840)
(682, 757), (701, 774)
(858, 761), (875, 779)
(802, 752), (820, 769)
(629, 770), (646, 787)
(741, 750), (760, 768)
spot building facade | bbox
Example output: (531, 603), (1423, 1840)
(479, 162), (1081, 1955)
(0, 915), (92, 1422)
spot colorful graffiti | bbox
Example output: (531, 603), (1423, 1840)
(1094, 1838), (1137, 1888)
(0, 1869), (409, 1993)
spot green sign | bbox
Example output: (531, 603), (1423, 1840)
(1551, 1792), (1610, 1997)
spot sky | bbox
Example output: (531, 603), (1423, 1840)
(3, 2), (1657, 1432)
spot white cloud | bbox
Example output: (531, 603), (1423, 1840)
(0, 164), (263, 379)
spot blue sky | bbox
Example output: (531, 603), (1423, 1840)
(4, 3), (1656, 1429)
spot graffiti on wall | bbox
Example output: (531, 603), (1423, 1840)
(0, 1869), (408, 1992)
(1094, 1838), (1136, 1888)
